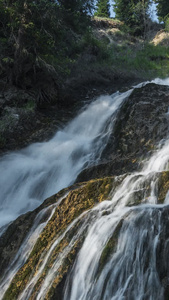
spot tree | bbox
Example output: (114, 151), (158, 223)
(0, 0), (101, 110)
(57, 0), (95, 31)
(0, 1), (61, 86)
(153, 0), (169, 21)
(94, 0), (110, 18)
(114, 0), (151, 35)
(58, 0), (94, 14)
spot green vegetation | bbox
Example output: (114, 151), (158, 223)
(107, 42), (169, 78)
(0, 0), (95, 106)
(79, 22), (169, 80)
(95, 0), (110, 18)
(153, 0), (169, 21)
(113, 0), (151, 35)
(0, 0), (169, 110)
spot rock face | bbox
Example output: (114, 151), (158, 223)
(77, 83), (169, 182)
(1, 83), (169, 299)
(0, 83), (78, 153)
(112, 83), (169, 158)
(0, 76), (136, 154)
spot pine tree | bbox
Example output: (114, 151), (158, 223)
(114, 0), (151, 35)
(58, 0), (94, 14)
(113, 0), (133, 24)
(95, 0), (110, 18)
(153, 0), (169, 21)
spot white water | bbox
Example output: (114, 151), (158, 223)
(63, 133), (169, 300)
(21, 132), (169, 300)
(1, 78), (169, 299)
(10, 78), (168, 299)
(0, 194), (67, 300)
(0, 89), (133, 228)
(0, 77), (167, 229)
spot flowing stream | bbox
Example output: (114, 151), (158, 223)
(0, 89), (133, 228)
(1, 78), (169, 299)
(0, 77), (168, 229)
(63, 139), (169, 300)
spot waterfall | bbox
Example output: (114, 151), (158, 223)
(0, 89), (134, 229)
(0, 194), (67, 299)
(1, 78), (169, 299)
(63, 137), (169, 300)
(0, 77), (167, 229)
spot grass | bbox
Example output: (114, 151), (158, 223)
(91, 39), (169, 79)
(78, 17), (169, 80)
(37, 17), (169, 82)
(124, 43), (169, 78)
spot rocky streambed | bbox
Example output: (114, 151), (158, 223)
(1, 81), (169, 299)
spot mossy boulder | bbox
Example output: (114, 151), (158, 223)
(3, 176), (118, 300)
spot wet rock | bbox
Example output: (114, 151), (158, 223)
(158, 171), (169, 204)
(2, 172), (169, 299)
(106, 83), (169, 160)
(155, 208), (169, 299)
(1, 177), (118, 299)
(77, 83), (169, 182)
(1, 83), (169, 299)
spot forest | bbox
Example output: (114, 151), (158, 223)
(0, 0), (168, 92)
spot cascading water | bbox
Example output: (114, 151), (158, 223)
(1, 78), (169, 299)
(13, 135), (169, 300)
(0, 89), (133, 228)
(0, 77), (167, 229)
(63, 136), (169, 300)
(0, 194), (67, 299)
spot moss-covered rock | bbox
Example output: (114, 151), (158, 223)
(158, 171), (169, 204)
(3, 176), (117, 300)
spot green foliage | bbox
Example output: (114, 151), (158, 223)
(108, 42), (169, 78)
(153, 0), (169, 21)
(114, 0), (151, 35)
(95, 0), (110, 18)
(0, 0), (95, 88)
(58, 0), (94, 14)
(80, 29), (110, 59)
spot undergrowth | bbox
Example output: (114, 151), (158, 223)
(85, 29), (169, 79)
(109, 43), (169, 78)
(66, 17), (169, 81)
